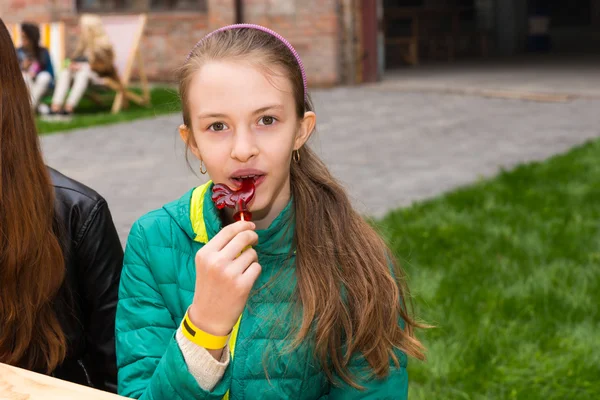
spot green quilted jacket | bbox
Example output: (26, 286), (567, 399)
(116, 182), (408, 399)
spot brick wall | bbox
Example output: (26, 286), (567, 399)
(2, 0), (347, 86)
(241, 0), (340, 86)
(142, 13), (211, 80)
(208, 0), (236, 29)
(1, 0), (52, 23)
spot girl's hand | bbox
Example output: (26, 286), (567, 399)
(189, 221), (261, 338)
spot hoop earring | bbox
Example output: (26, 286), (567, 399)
(293, 149), (301, 163)
(199, 160), (207, 174)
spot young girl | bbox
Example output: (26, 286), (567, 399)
(48, 14), (117, 120)
(17, 22), (54, 111)
(116, 24), (425, 399)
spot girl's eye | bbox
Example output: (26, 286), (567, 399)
(209, 122), (228, 132)
(258, 116), (276, 126)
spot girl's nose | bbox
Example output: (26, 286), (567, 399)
(230, 127), (259, 162)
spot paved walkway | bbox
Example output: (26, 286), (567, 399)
(41, 68), (600, 244)
(382, 54), (600, 98)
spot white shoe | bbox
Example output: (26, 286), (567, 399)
(37, 104), (50, 115)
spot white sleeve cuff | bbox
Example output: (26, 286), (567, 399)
(176, 326), (230, 391)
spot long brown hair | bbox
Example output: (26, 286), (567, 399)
(179, 28), (426, 388)
(20, 23), (45, 68)
(0, 18), (67, 373)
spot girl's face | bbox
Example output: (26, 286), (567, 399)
(21, 31), (31, 48)
(180, 60), (315, 226)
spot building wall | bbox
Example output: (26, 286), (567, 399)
(2, 0), (343, 86)
(338, 0), (360, 84)
(2, 0), (50, 22)
(240, 0), (340, 86)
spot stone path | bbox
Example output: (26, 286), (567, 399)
(41, 80), (600, 244)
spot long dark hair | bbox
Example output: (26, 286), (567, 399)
(179, 28), (426, 389)
(21, 22), (45, 69)
(0, 18), (67, 373)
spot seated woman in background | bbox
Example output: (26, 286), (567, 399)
(0, 19), (123, 393)
(17, 22), (54, 112)
(48, 14), (117, 121)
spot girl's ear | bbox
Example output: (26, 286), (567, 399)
(179, 124), (202, 160)
(294, 111), (316, 150)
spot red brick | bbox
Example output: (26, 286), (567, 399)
(8, 0), (362, 86)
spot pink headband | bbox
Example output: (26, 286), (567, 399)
(185, 23), (308, 102)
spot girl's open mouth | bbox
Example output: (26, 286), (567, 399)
(231, 172), (266, 188)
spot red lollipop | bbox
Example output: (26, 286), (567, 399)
(211, 178), (256, 221)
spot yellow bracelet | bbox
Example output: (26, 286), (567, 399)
(181, 310), (230, 350)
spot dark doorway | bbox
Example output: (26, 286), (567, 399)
(544, 0), (600, 53)
(382, 0), (486, 70)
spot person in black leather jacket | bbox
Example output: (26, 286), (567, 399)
(0, 18), (122, 393)
(50, 167), (123, 392)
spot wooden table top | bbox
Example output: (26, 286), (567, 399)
(0, 363), (126, 400)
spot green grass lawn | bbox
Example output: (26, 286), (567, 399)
(36, 87), (181, 135)
(377, 139), (600, 399)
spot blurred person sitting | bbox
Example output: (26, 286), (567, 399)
(17, 22), (54, 113)
(0, 18), (122, 393)
(48, 14), (117, 121)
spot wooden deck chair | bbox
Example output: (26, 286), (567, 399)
(7, 22), (66, 75)
(98, 14), (150, 114)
